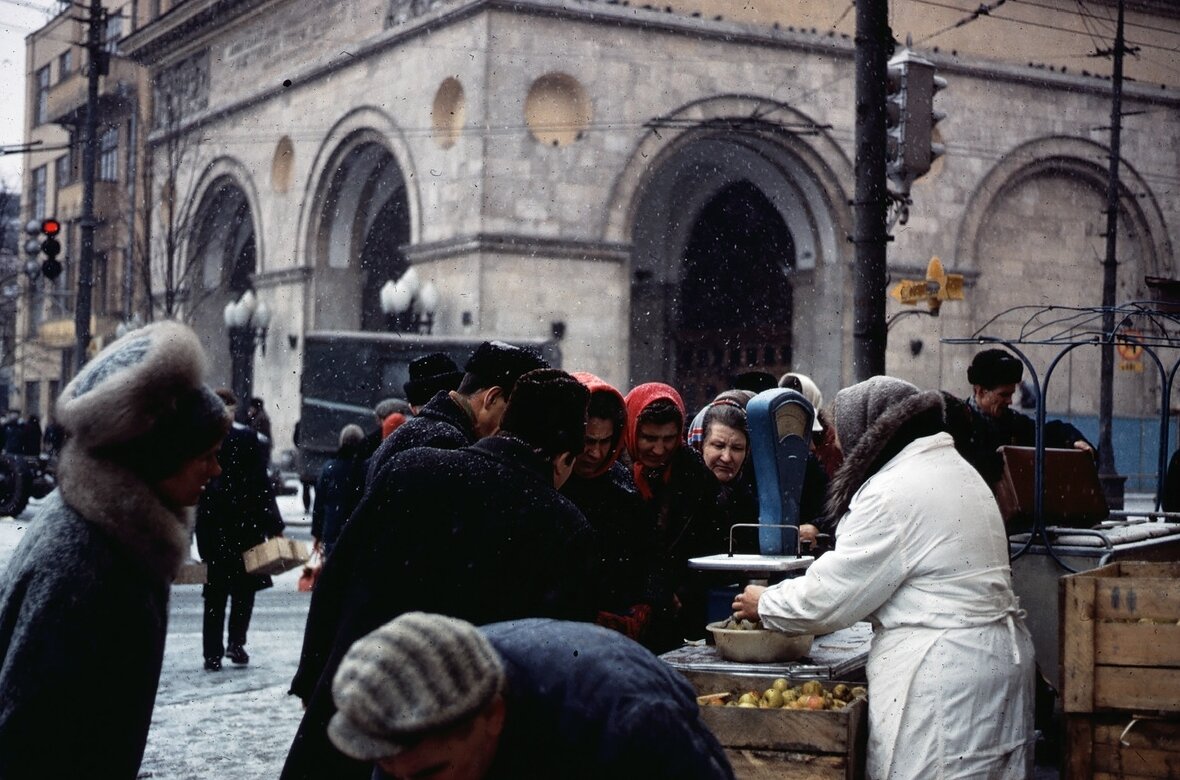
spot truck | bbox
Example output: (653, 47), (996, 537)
(297, 331), (560, 483)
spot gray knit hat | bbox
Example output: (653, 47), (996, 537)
(328, 612), (506, 761)
(832, 376), (920, 452)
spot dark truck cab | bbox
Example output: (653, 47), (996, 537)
(297, 331), (559, 482)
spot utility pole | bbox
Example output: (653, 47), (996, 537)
(75, 0), (105, 373)
(851, 0), (892, 380)
(1098, 0), (1127, 508)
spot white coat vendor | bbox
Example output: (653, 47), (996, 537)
(733, 376), (1035, 780)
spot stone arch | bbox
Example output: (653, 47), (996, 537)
(605, 95), (854, 399)
(301, 108), (421, 331)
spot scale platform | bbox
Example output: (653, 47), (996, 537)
(688, 553), (814, 575)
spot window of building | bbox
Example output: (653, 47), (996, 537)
(54, 152), (73, 188)
(58, 49), (73, 81)
(99, 127), (118, 181)
(34, 65), (50, 125)
(31, 166), (47, 219)
(24, 381), (41, 420)
(104, 13), (124, 54)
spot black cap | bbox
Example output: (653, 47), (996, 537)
(967, 349), (1023, 388)
(498, 369), (588, 457)
(463, 341), (549, 397)
(404, 353), (464, 406)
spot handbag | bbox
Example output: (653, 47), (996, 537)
(298, 550), (322, 592)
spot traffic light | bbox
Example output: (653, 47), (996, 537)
(40, 218), (63, 281)
(886, 42), (948, 188)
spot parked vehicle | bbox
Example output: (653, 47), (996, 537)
(298, 331), (559, 483)
(0, 452), (56, 517)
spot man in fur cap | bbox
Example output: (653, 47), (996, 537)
(0, 322), (231, 778)
(284, 368), (596, 780)
(962, 348), (1094, 486)
(733, 376), (1035, 780)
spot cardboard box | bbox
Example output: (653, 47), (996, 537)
(242, 537), (309, 576)
(687, 674), (867, 780)
(174, 561), (207, 584)
(1061, 562), (1180, 714)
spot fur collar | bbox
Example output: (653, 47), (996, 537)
(823, 390), (945, 530)
(56, 443), (192, 582)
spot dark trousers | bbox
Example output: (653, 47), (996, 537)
(202, 581), (256, 660)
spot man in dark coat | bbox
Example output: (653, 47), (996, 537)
(283, 369), (596, 780)
(195, 389), (286, 671)
(961, 348), (1095, 487)
(365, 341), (548, 483)
(328, 613), (735, 780)
(311, 423), (367, 559)
(0, 322), (230, 779)
(562, 372), (664, 644)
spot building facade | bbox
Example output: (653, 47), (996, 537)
(112, 0), (1178, 486)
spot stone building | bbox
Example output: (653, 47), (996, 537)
(18, 0), (147, 421)
(117, 0), (1179, 487)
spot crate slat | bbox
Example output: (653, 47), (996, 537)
(724, 749), (846, 780)
(1063, 574), (1097, 712)
(698, 704), (858, 753)
(1093, 743), (1180, 777)
(1095, 580), (1180, 622)
(1095, 622), (1180, 667)
(1094, 667), (1180, 713)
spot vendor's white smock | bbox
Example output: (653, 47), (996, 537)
(757, 431), (1035, 779)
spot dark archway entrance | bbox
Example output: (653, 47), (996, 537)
(359, 192), (410, 330)
(674, 181), (795, 411)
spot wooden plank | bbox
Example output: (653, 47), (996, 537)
(1094, 719), (1180, 752)
(1065, 716), (1094, 780)
(1095, 579), (1180, 623)
(1094, 667), (1180, 713)
(1119, 563), (1180, 580)
(1095, 622), (1180, 667)
(1063, 573), (1097, 712)
(725, 748), (845, 780)
(1093, 743), (1180, 777)
(698, 701), (861, 753)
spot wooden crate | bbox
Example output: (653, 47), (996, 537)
(1060, 562), (1180, 714)
(686, 673), (867, 780)
(1065, 713), (1180, 779)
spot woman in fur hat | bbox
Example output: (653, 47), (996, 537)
(733, 376), (1035, 780)
(0, 321), (231, 778)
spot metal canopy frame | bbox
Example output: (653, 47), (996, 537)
(942, 301), (1180, 572)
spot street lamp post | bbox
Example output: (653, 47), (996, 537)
(379, 268), (438, 334)
(222, 290), (270, 417)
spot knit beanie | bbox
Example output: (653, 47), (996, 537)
(328, 612), (506, 761)
(55, 321), (230, 480)
(832, 376), (920, 453)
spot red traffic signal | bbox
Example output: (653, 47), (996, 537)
(41, 218), (61, 236)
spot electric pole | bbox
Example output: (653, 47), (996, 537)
(75, 0), (105, 372)
(1098, 0), (1127, 507)
(852, 0), (892, 381)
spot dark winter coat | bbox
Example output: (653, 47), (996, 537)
(0, 445), (191, 778)
(195, 423), (285, 590)
(961, 397), (1094, 487)
(561, 461), (664, 614)
(365, 390), (475, 484)
(311, 439), (367, 557)
(463, 619), (733, 779)
(283, 435), (598, 780)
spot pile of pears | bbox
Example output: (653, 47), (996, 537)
(708, 679), (866, 711)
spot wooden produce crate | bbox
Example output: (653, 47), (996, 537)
(1065, 713), (1180, 779)
(1061, 562), (1180, 714)
(688, 673), (867, 780)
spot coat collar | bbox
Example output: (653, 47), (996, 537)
(470, 434), (553, 483)
(56, 443), (192, 582)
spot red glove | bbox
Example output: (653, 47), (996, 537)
(595, 604), (653, 641)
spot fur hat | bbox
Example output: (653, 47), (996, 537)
(967, 348), (1023, 389)
(463, 341), (548, 395)
(498, 368), (589, 457)
(328, 612), (506, 761)
(56, 321), (230, 479)
(403, 353), (464, 406)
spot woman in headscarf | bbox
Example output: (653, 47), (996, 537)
(733, 376), (1034, 779)
(0, 322), (231, 778)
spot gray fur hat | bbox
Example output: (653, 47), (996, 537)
(328, 612), (506, 761)
(56, 321), (229, 478)
(832, 376), (920, 452)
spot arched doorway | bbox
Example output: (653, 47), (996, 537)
(627, 126), (846, 409)
(676, 181), (795, 411)
(311, 137), (410, 331)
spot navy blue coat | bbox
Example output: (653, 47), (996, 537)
(365, 390), (475, 483)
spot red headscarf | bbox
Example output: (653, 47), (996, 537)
(570, 372), (627, 480)
(623, 382), (686, 500)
